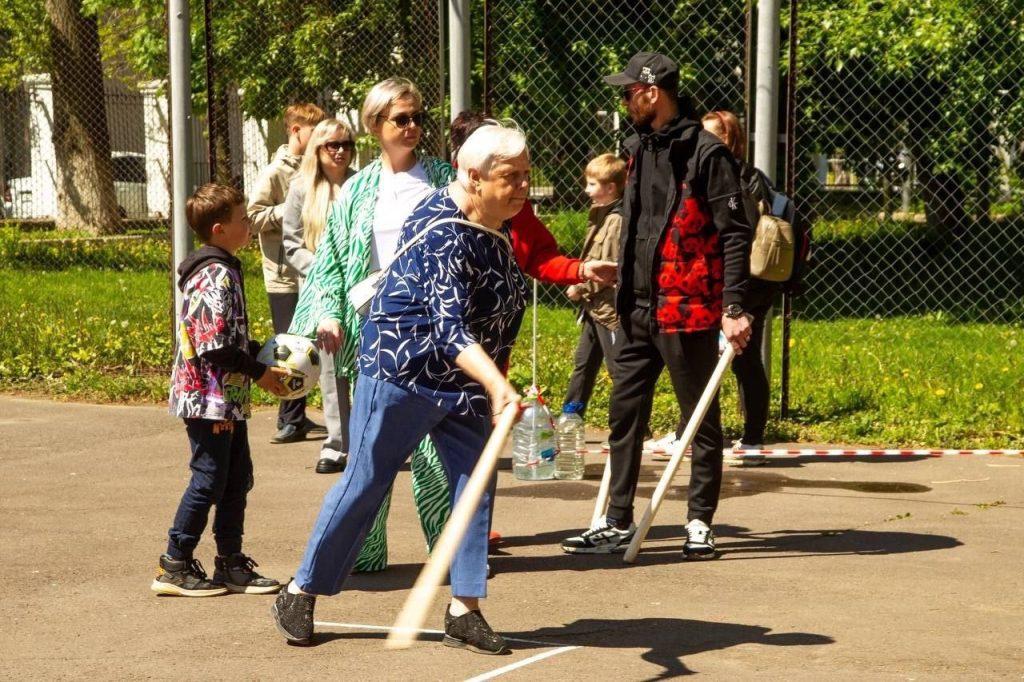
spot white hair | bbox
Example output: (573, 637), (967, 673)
(456, 124), (528, 185)
(360, 77), (422, 133)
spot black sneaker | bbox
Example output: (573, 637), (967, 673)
(151, 555), (227, 597)
(561, 519), (637, 554)
(315, 455), (346, 474)
(271, 584), (316, 645)
(682, 520), (719, 560)
(443, 607), (510, 655)
(213, 553), (281, 594)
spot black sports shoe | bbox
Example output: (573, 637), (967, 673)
(561, 519), (637, 554)
(682, 520), (719, 560)
(271, 584), (316, 645)
(315, 455), (346, 474)
(271, 424), (305, 444)
(443, 607), (509, 655)
(213, 553), (281, 594)
(151, 555), (227, 597)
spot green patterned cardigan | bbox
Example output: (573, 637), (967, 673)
(288, 156), (455, 377)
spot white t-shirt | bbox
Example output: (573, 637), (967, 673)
(370, 161), (433, 271)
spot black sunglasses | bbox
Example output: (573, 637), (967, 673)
(380, 111), (426, 129)
(323, 140), (355, 153)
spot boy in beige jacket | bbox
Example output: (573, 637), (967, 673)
(562, 153), (626, 417)
(247, 103), (326, 444)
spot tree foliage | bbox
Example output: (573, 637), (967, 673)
(798, 0), (1024, 225)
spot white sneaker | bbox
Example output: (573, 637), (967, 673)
(682, 519), (718, 560)
(646, 433), (684, 461)
(728, 440), (766, 466)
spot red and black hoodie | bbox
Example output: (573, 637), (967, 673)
(616, 115), (753, 335)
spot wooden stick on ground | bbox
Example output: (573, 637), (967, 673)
(591, 455), (612, 529)
(623, 343), (736, 564)
(386, 403), (520, 649)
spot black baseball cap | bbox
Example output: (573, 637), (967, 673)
(603, 51), (679, 90)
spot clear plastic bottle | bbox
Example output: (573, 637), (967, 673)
(555, 401), (586, 480)
(512, 388), (557, 480)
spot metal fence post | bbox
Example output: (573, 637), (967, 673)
(754, 0), (781, 396)
(448, 0), (470, 121)
(780, 0), (799, 420)
(169, 0), (193, 321)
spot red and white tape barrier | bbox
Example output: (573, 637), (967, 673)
(597, 445), (1021, 458)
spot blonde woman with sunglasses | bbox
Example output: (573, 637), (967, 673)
(282, 118), (356, 475)
(289, 78), (455, 573)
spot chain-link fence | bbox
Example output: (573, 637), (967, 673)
(0, 0), (445, 398)
(794, 0), (1024, 323)
(1, 1), (1021, 445)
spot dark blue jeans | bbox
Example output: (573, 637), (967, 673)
(167, 419), (253, 559)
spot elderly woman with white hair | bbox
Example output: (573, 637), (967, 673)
(273, 124), (530, 655)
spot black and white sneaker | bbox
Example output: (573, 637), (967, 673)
(561, 519), (636, 554)
(271, 582), (316, 645)
(682, 520), (718, 560)
(213, 553), (281, 594)
(151, 555), (227, 597)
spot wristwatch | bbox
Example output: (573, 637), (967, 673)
(724, 303), (745, 319)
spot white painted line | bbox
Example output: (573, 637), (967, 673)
(464, 646), (581, 682)
(314, 620), (564, 647)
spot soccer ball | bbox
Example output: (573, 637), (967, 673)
(256, 334), (321, 400)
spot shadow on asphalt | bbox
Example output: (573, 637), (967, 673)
(344, 526), (961, 592)
(312, 618), (834, 678)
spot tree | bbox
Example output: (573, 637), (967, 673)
(797, 0), (1024, 235)
(46, 0), (121, 234)
(1, 0), (120, 234)
(483, 0), (749, 206)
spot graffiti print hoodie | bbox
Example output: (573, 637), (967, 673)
(169, 245), (266, 420)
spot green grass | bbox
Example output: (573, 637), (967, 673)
(1, 236), (1021, 447)
(510, 306), (1023, 449)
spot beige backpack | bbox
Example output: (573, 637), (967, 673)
(749, 200), (796, 282)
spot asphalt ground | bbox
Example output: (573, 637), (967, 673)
(1, 396), (1022, 679)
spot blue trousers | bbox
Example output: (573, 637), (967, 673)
(167, 419), (253, 559)
(295, 375), (494, 598)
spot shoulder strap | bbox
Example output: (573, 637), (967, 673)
(375, 215), (512, 277)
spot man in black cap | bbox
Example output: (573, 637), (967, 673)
(562, 51), (754, 559)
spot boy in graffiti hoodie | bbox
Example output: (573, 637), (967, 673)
(153, 183), (290, 597)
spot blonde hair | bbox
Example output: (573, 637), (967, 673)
(455, 123), (528, 187)
(284, 102), (326, 131)
(701, 110), (746, 161)
(585, 153), (626, 190)
(298, 118), (354, 251)
(360, 78), (423, 133)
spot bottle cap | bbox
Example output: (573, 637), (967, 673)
(563, 401), (584, 414)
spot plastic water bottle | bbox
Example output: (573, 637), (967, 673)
(512, 388), (557, 480)
(555, 401), (586, 480)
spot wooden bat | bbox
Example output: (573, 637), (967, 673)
(385, 403), (520, 649)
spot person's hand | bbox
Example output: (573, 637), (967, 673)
(256, 365), (292, 397)
(581, 260), (618, 285)
(316, 318), (343, 355)
(566, 285), (582, 302)
(721, 314), (753, 355)
(486, 378), (522, 424)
